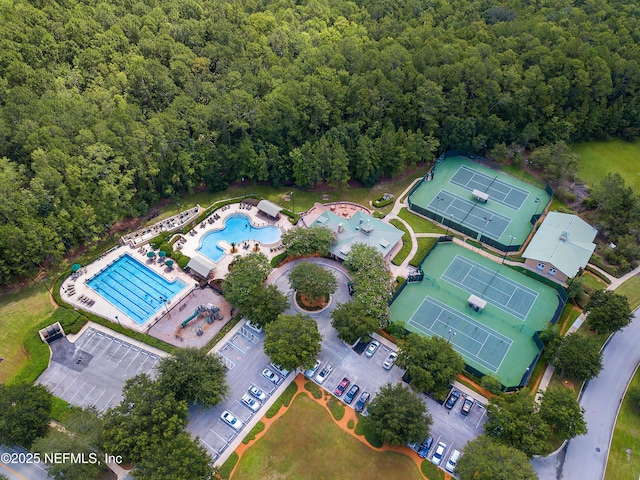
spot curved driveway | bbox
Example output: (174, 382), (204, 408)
(533, 307), (640, 479)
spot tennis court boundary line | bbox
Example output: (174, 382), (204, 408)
(441, 254), (538, 321)
(448, 165), (530, 211)
(406, 295), (512, 373)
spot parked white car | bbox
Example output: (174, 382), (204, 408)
(221, 410), (243, 431)
(241, 393), (261, 412)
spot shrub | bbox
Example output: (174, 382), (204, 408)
(372, 195), (395, 208)
(217, 451), (238, 479)
(265, 382), (299, 418)
(242, 421), (265, 444)
(270, 252), (288, 268)
(347, 419), (355, 429)
(327, 398), (345, 421)
(304, 381), (323, 399)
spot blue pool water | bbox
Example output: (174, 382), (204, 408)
(87, 254), (186, 325)
(197, 213), (281, 263)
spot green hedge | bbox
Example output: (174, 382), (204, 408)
(585, 265), (612, 284)
(266, 382), (299, 418)
(270, 251), (288, 268)
(409, 237), (437, 267)
(217, 451), (238, 479)
(242, 421), (265, 444)
(372, 196), (395, 208)
(389, 219), (411, 266)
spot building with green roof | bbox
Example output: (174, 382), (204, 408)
(522, 212), (597, 283)
(308, 210), (403, 261)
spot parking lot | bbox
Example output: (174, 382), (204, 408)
(186, 321), (292, 465)
(36, 326), (166, 412)
(416, 388), (487, 475)
(190, 258), (487, 468)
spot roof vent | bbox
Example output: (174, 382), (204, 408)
(559, 231), (568, 241)
(360, 218), (374, 235)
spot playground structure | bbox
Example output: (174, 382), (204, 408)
(181, 304), (223, 335)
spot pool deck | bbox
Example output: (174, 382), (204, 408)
(178, 202), (293, 280)
(61, 244), (198, 333)
(60, 202), (292, 337)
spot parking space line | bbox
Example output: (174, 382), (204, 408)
(68, 380), (88, 402)
(124, 349), (142, 369)
(75, 384), (96, 405)
(227, 338), (246, 355)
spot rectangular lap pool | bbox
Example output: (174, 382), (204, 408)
(87, 254), (187, 325)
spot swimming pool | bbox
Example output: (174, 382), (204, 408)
(197, 213), (281, 263)
(87, 254), (187, 325)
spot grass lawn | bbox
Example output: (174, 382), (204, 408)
(582, 272), (607, 292)
(0, 283), (55, 383)
(605, 367), (640, 480)
(398, 208), (445, 234)
(572, 139), (640, 193)
(154, 173), (423, 223)
(616, 276), (640, 310)
(232, 394), (422, 480)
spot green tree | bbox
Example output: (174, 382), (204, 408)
(103, 374), (188, 464)
(363, 383), (432, 445)
(528, 141), (579, 186)
(288, 262), (338, 303)
(539, 387), (587, 441)
(33, 408), (104, 480)
(566, 276), (585, 303)
(157, 348), (229, 407)
(264, 313), (322, 371)
(281, 226), (335, 257)
(480, 375), (504, 395)
(132, 432), (214, 480)
(456, 435), (537, 480)
(0, 384), (52, 448)
(240, 284), (289, 328)
(344, 244), (393, 324)
(539, 322), (562, 363)
(589, 172), (640, 237)
(584, 289), (632, 335)
(553, 333), (602, 382)
(223, 253), (271, 309)
(485, 389), (551, 457)
(331, 300), (380, 344)
(397, 333), (464, 399)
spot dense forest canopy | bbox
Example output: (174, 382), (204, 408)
(1, 0), (640, 284)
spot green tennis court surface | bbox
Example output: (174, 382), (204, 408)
(390, 242), (561, 388)
(428, 190), (511, 240)
(408, 296), (512, 373)
(449, 165), (530, 210)
(409, 155), (552, 248)
(442, 255), (538, 320)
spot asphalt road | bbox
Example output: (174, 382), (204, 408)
(532, 306), (640, 480)
(0, 446), (49, 480)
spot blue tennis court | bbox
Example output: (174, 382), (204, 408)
(441, 255), (538, 320)
(428, 190), (511, 240)
(407, 296), (512, 372)
(449, 165), (530, 210)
